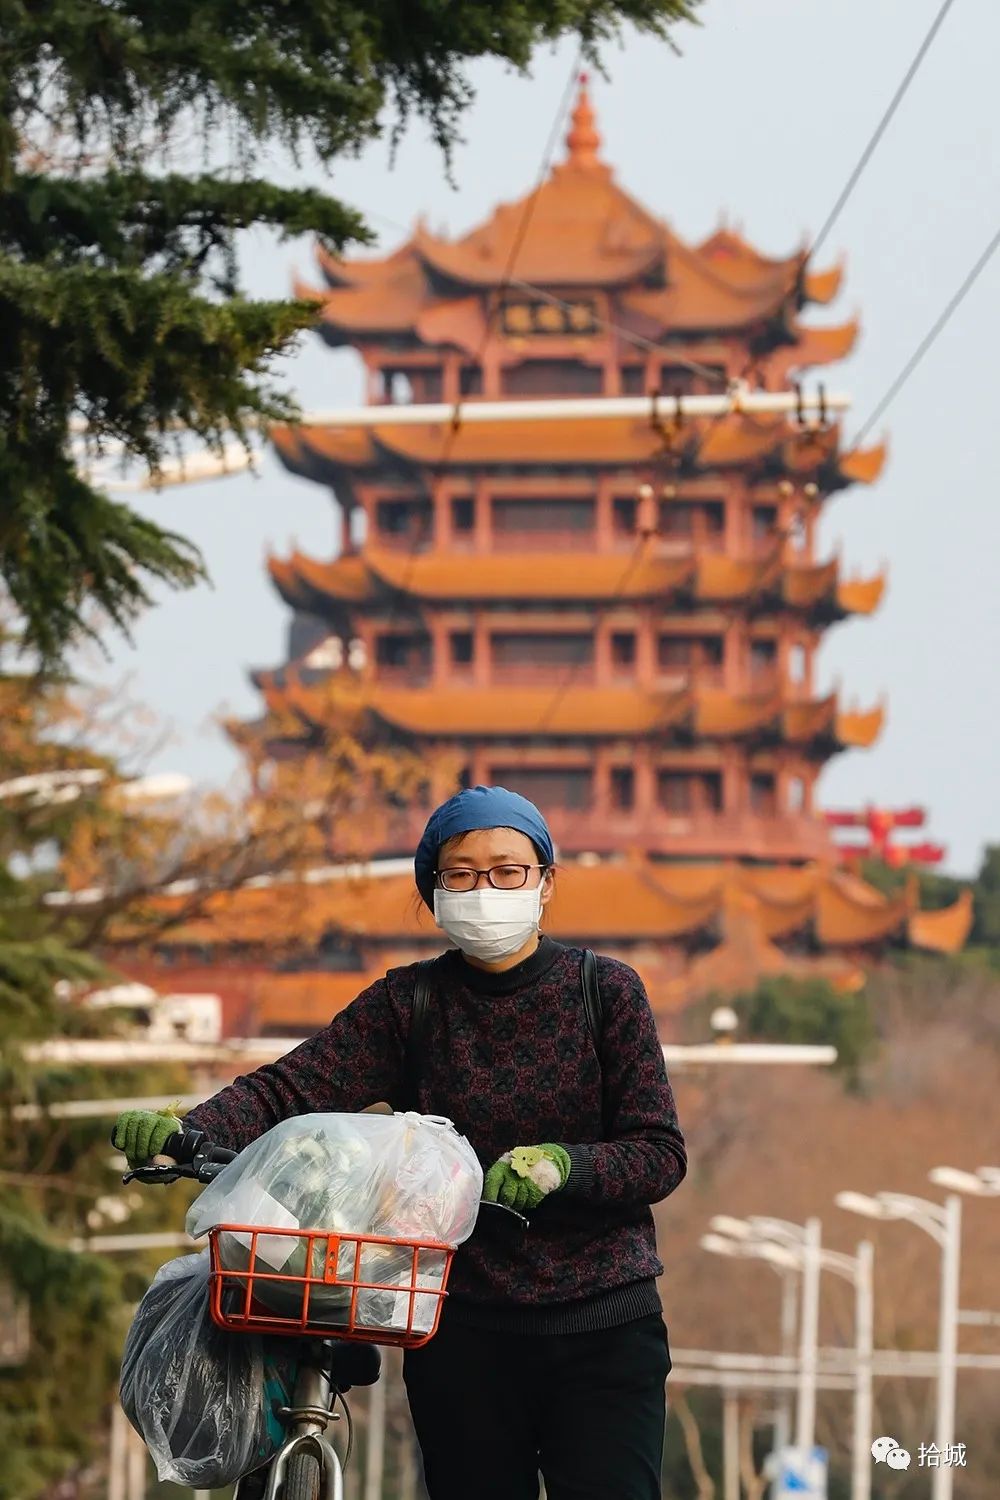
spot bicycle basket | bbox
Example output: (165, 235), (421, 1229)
(208, 1224), (454, 1349)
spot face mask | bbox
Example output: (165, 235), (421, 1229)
(433, 885), (543, 962)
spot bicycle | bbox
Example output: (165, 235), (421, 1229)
(125, 1127), (526, 1500)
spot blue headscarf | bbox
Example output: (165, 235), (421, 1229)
(414, 785), (555, 909)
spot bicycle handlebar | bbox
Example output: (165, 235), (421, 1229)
(121, 1127), (530, 1229)
(113, 1124), (237, 1186)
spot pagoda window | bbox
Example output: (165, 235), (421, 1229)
(613, 497), (638, 536)
(459, 365), (484, 396)
(656, 770), (722, 814)
(752, 504), (778, 546)
(657, 772), (691, 814)
(749, 638), (778, 676)
(610, 767), (635, 811)
(501, 360), (604, 398)
(750, 772), (776, 814)
(492, 633), (593, 673)
(450, 631), (474, 667)
(657, 363), (726, 394)
(375, 632), (431, 682)
(611, 632), (637, 672)
(376, 498), (433, 549)
(788, 776), (806, 812)
(660, 499), (725, 546)
(451, 497), (475, 534)
(621, 365), (647, 396)
(701, 772), (723, 813)
(657, 633), (723, 671)
(490, 766), (592, 810)
(409, 367), (444, 402)
(492, 497), (595, 544)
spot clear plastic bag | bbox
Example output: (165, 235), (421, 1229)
(186, 1112), (483, 1328)
(119, 1250), (292, 1487)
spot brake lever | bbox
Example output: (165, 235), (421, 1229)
(122, 1163), (182, 1186)
(477, 1200), (530, 1230)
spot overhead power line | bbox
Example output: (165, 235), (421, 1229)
(852, 219), (1000, 447)
(378, 51), (584, 634)
(810, 0), (959, 261)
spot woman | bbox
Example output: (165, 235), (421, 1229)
(114, 785), (687, 1499)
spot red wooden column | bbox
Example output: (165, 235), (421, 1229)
(430, 616), (451, 689)
(472, 609), (490, 688)
(724, 618), (745, 695)
(722, 746), (743, 816)
(595, 477), (615, 552)
(634, 744), (656, 825)
(592, 744), (612, 824)
(636, 606), (657, 688)
(433, 480), (452, 551)
(474, 479), (491, 554)
(594, 617), (613, 688)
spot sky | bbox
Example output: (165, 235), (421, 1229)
(92, 0), (1000, 877)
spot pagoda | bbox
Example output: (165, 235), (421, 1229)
(197, 78), (971, 1028)
(254, 79), (886, 866)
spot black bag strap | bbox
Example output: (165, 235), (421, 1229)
(580, 948), (604, 1054)
(403, 958), (436, 1112)
(404, 950), (603, 1112)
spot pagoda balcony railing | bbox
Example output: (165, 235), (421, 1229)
(491, 531), (598, 553)
(542, 807), (834, 861)
(491, 663), (596, 686)
(360, 805), (834, 865)
(373, 666), (432, 688)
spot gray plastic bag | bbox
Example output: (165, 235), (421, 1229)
(120, 1250), (289, 1487)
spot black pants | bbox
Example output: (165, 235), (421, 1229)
(402, 1312), (670, 1500)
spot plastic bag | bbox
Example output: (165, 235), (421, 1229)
(186, 1112), (483, 1328)
(119, 1250), (294, 1487)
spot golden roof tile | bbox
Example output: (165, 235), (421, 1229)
(149, 857), (970, 964)
(907, 889), (974, 955)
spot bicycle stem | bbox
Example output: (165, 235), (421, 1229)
(264, 1351), (344, 1500)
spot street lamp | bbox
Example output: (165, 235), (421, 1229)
(929, 1165), (1000, 1198)
(709, 1215), (757, 1241)
(707, 1215), (876, 1500)
(701, 1232), (799, 1500)
(704, 1217), (822, 1478)
(836, 1185), (963, 1500)
(753, 1235), (874, 1500)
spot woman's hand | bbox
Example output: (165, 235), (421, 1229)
(112, 1106), (184, 1167)
(483, 1144), (570, 1211)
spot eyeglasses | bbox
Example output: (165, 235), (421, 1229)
(435, 863), (549, 893)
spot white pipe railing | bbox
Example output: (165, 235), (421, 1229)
(290, 386), (851, 429)
(22, 1038), (836, 1069)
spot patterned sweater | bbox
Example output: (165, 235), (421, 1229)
(186, 936), (687, 1334)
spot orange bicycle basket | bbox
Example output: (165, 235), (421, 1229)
(207, 1224), (455, 1349)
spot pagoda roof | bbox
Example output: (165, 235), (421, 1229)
(271, 413), (884, 486)
(259, 677), (883, 751)
(303, 78), (843, 345)
(148, 857), (971, 959)
(267, 544), (885, 621)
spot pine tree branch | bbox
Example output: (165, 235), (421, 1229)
(3, 172), (370, 273)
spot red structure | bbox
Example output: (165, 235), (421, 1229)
(189, 78), (970, 1023)
(255, 80), (888, 867)
(826, 806), (946, 867)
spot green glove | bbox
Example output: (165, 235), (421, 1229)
(483, 1144), (571, 1212)
(112, 1106), (183, 1168)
